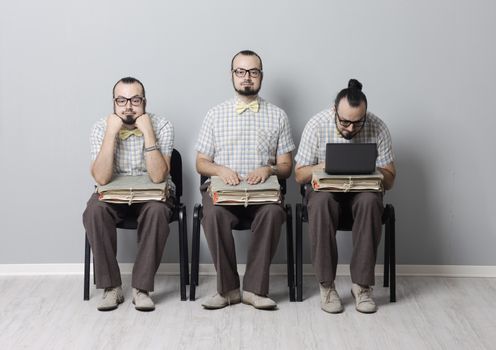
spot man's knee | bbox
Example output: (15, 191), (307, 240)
(256, 204), (285, 224)
(83, 200), (112, 225)
(140, 202), (170, 221)
(354, 193), (383, 211)
(307, 192), (336, 211)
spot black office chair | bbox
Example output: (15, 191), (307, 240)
(84, 149), (189, 301)
(189, 176), (295, 301)
(295, 184), (396, 302)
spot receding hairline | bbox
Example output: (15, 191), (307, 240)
(231, 50), (263, 70)
(112, 77), (146, 98)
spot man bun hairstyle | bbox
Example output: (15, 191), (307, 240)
(334, 78), (367, 109)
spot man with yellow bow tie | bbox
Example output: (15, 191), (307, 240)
(195, 50), (295, 310)
(83, 77), (175, 312)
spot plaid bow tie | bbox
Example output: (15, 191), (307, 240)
(236, 100), (260, 114)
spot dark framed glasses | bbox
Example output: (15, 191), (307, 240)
(232, 68), (262, 78)
(335, 109), (367, 128)
(114, 95), (145, 107)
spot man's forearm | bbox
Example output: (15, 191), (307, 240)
(273, 162), (292, 179)
(142, 128), (167, 183)
(144, 151), (168, 183)
(295, 163), (322, 184)
(378, 167), (395, 191)
(91, 132), (117, 185)
(196, 157), (223, 177)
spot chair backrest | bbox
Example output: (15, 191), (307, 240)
(170, 149), (182, 203)
(200, 175), (287, 195)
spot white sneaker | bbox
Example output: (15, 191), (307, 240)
(242, 291), (277, 310)
(320, 283), (344, 313)
(351, 283), (377, 313)
(132, 288), (155, 311)
(97, 286), (124, 311)
(201, 289), (241, 309)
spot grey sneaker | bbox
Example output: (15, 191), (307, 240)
(201, 289), (241, 309)
(242, 291), (277, 310)
(351, 283), (377, 313)
(132, 288), (155, 311)
(97, 286), (124, 311)
(320, 283), (344, 313)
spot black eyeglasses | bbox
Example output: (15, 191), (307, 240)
(335, 109), (367, 128)
(114, 95), (145, 107)
(232, 68), (262, 78)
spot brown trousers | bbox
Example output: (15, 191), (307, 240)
(306, 189), (383, 286)
(201, 184), (285, 296)
(82, 193), (172, 292)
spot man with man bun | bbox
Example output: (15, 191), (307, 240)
(295, 79), (396, 314)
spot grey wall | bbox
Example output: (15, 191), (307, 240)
(1, 0), (495, 265)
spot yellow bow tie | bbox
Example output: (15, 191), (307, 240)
(119, 128), (143, 140)
(236, 100), (260, 114)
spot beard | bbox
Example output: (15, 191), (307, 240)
(236, 85), (260, 96)
(233, 79), (261, 96)
(337, 128), (356, 140)
(122, 115), (135, 125)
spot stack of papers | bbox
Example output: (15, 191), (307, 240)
(97, 175), (169, 205)
(209, 175), (281, 207)
(312, 170), (384, 192)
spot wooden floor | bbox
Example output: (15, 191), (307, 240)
(0, 275), (495, 350)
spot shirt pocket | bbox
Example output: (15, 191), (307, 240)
(256, 128), (279, 164)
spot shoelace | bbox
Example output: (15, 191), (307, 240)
(357, 287), (373, 302)
(103, 287), (117, 299)
(324, 288), (338, 303)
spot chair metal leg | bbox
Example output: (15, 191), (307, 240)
(182, 207), (190, 286)
(295, 204), (303, 302)
(178, 206), (187, 301)
(84, 234), (91, 300)
(285, 204), (295, 302)
(383, 212), (390, 288)
(190, 204), (202, 301)
(389, 205), (396, 302)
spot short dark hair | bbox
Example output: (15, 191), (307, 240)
(112, 76), (146, 98)
(334, 79), (367, 109)
(231, 50), (263, 71)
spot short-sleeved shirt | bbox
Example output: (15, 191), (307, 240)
(89, 113), (175, 194)
(195, 97), (295, 178)
(295, 107), (394, 168)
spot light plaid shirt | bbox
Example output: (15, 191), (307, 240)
(195, 97), (295, 178)
(295, 107), (394, 168)
(89, 113), (175, 194)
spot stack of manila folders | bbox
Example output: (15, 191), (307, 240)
(312, 170), (384, 192)
(97, 175), (169, 205)
(209, 175), (281, 207)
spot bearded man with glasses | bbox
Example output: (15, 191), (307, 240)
(83, 77), (174, 312)
(195, 50), (295, 310)
(295, 79), (396, 314)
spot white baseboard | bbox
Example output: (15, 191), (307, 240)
(1, 264), (496, 278)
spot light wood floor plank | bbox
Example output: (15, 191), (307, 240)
(0, 275), (495, 349)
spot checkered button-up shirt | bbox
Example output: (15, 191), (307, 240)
(295, 107), (394, 168)
(89, 113), (175, 193)
(195, 97), (295, 178)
